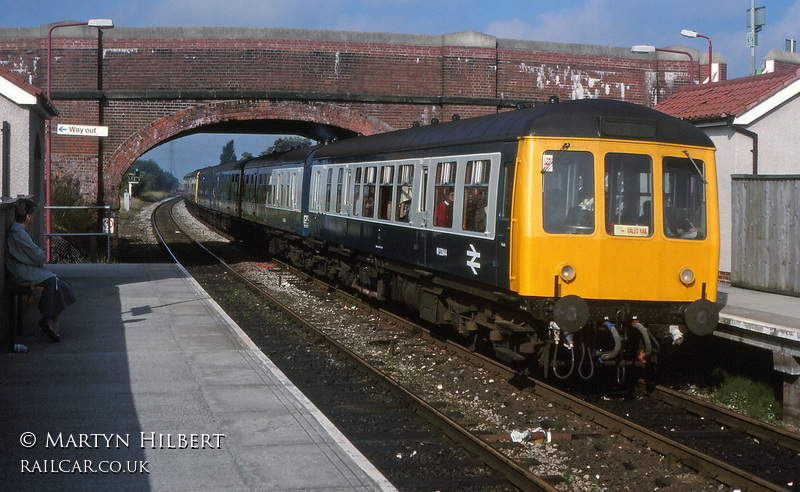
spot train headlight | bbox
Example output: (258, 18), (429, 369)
(679, 268), (694, 286)
(559, 264), (576, 283)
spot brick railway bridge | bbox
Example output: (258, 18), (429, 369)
(0, 24), (699, 206)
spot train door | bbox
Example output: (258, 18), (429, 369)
(495, 143), (518, 289)
(416, 161), (430, 266)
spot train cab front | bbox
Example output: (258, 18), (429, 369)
(509, 135), (720, 379)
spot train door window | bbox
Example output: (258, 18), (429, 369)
(324, 168), (333, 212)
(378, 165), (394, 220)
(419, 165), (428, 214)
(283, 172), (291, 208)
(395, 164), (413, 222)
(463, 159), (490, 232)
(353, 167), (363, 216)
(604, 153), (653, 237)
(290, 173), (298, 210)
(345, 169), (352, 213)
(285, 173), (290, 209)
(335, 168), (344, 213)
(434, 161), (457, 227)
(267, 173), (276, 206)
(543, 151), (594, 234)
(256, 173), (265, 211)
(663, 157), (706, 240)
(362, 166), (376, 218)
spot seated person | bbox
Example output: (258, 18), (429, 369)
(397, 200), (411, 222)
(435, 188), (453, 227)
(6, 198), (77, 343)
(664, 207), (697, 238)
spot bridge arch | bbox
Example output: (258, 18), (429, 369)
(107, 100), (392, 195)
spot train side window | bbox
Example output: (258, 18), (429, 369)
(434, 161), (457, 227)
(604, 153), (653, 237)
(362, 166), (376, 218)
(463, 159), (490, 232)
(378, 165), (394, 220)
(395, 164), (413, 222)
(543, 151), (594, 234)
(663, 157), (706, 240)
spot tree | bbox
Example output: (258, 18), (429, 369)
(220, 139), (237, 163)
(120, 159), (178, 196)
(259, 137), (313, 156)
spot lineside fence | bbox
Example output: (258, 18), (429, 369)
(731, 175), (800, 296)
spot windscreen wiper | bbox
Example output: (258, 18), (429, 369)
(683, 150), (707, 184)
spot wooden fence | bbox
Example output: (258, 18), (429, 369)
(731, 175), (800, 296)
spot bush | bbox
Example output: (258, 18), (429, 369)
(48, 175), (104, 262)
(120, 159), (178, 197)
(709, 369), (782, 423)
(50, 174), (94, 234)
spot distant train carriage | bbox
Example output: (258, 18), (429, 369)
(183, 99), (720, 380)
(239, 147), (313, 237)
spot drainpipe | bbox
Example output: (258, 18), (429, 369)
(727, 119), (758, 175)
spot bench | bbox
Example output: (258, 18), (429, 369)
(7, 282), (43, 352)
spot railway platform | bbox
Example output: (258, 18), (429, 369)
(716, 283), (800, 427)
(0, 263), (396, 491)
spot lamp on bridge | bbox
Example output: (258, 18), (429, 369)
(45, 19), (114, 260)
(680, 29), (713, 83)
(631, 45), (695, 85)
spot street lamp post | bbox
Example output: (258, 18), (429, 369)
(681, 29), (712, 83)
(632, 45), (695, 85)
(45, 19), (113, 260)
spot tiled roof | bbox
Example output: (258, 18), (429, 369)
(0, 66), (43, 97)
(655, 68), (800, 121)
(0, 66), (57, 116)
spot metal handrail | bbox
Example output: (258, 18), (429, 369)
(45, 205), (112, 263)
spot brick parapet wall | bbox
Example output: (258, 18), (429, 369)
(0, 26), (699, 203)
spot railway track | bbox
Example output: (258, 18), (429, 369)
(157, 197), (800, 491)
(363, 299), (800, 490)
(152, 198), (555, 492)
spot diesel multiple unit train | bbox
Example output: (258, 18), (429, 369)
(182, 99), (720, 380)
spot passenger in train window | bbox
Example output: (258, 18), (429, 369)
(435, 188), (453, 227)
(363, 194), (374, 217)
(664, 207), (697, 238)
(473, 189), (487, 232)
(397, 199), (411, 222)
(463, 187), (487, 232)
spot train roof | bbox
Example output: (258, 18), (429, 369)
(314, 99), (713, 160)
(242, 145), (321, 169)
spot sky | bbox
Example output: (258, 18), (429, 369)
(2, 0), (799, 180)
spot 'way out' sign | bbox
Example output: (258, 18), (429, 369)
(56, 124), (109, 137)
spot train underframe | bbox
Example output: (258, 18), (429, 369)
(192, 204), (702, 382)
